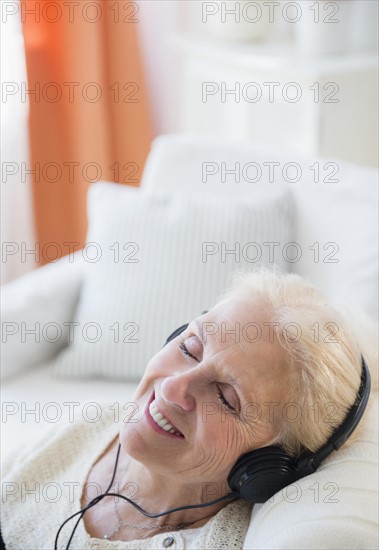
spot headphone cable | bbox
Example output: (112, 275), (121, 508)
(55, 443), (238, 549)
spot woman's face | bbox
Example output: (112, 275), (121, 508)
(119, 297), (290, 487)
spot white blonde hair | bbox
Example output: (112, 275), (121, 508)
(217, 266), (378, 457)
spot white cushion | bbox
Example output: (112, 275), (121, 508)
(292, 161), (378, 322)
(53, 181), (295, 380)
(1, 361), (138, 464)
(142, 134), (378, 321)
(0, 254), (83, 381)
(244, 393), (379, 549)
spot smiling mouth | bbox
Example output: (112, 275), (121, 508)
(147, 393), (184, 439)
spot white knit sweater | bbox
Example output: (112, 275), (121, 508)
(1, 402), (252, 549)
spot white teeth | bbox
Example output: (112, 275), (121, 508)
(157, 418), (170, 429)
(149, 399), (182, 436)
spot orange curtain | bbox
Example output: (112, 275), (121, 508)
(21, 0), (153, 263)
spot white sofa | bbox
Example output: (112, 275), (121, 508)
(1, 134), (378, 549)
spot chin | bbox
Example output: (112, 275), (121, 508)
(119, 422), (151, 459)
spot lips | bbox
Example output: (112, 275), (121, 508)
(145, 391), (184, 439)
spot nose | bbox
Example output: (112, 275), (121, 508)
(160, 370), (197, 412)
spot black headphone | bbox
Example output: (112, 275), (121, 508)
(55, 316), (371, 549)
(164, 315), (371, 505)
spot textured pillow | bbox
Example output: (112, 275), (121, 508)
(53, 182), (295, 380)
(143, 135), (378, 321)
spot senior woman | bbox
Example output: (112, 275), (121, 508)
(1, 269), (376, 549)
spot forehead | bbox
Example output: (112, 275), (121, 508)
(194, 296), (274, 351)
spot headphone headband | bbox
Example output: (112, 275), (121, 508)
(296, 354), (371, 475)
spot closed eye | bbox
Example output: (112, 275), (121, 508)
(216, 384), (235, 412)
(178, 340), (198, 362)
(178, 339), (236, 412)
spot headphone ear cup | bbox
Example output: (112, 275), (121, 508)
(163, 323), (189, 347)
(228, 446), (299, 504)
